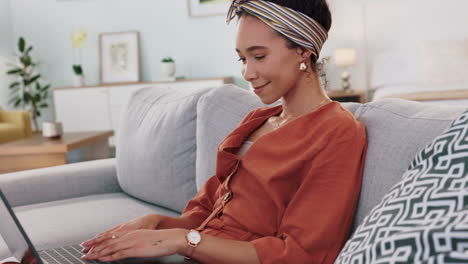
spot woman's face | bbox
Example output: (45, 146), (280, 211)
(236, 15), (305, 104)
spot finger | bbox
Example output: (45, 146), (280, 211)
(81, 246), (91, 253)
(81, 232), (117, 247)
(84, 237), (131, 260)
(96, 225), (121, 237)
(98, 248), (135, 262)
(85, 235), (128, 259)
(81, 245), (97, 253)
(82, 225), (123, 246)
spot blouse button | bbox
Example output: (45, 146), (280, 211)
(223, 191), (233, 202)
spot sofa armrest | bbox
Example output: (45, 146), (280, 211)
(0, 158), (121, 207)
(0, 110), (32, 137)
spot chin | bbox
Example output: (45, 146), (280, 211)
(257, 95), (280, 105)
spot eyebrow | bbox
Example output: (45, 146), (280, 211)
(235, 45), (268, 53)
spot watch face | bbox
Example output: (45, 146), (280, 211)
(188, 231), (201, 244)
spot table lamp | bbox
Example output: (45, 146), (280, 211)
(334, 48), (357, 92)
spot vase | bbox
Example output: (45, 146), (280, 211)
(42, 121), (63, 139)
(73, 75), (85, 87)
(161, 62), (176, 80)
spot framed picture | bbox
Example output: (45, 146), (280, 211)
(99, 31), (140, 84)
(189, 0), (231, 17)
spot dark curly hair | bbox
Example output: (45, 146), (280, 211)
(236, 0), (332, 69)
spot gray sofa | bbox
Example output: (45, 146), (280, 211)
(0, 84), (466, 261)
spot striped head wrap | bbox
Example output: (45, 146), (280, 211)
(227, 0), (328, 61)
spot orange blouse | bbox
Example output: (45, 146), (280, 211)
(181, 102), (367, 264)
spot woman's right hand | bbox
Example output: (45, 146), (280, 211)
(80, 214), (162, 253)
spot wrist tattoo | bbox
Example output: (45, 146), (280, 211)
(152, 240), (164, 246)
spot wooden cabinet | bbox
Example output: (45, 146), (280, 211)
(53, 78), (232, 145)
(53, 87), (111, 132)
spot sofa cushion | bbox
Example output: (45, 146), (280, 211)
(0, 193), (178, 254)
(117, 85), (215, 212)
(351, 98), (467, 230)
(336, 110), (468, 263)
(195, 85), (267, 189)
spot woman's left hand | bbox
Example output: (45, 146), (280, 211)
(81, 228), (187, 262)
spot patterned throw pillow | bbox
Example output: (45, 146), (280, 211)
(335, 111), (468, 263)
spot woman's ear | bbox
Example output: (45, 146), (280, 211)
(295, 47), (312, 62)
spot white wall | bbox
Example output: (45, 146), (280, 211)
(2, 0), (370, 119)
(8, 0), (243, 87)
(0, 0), (13, 109)
(325, 1), (367, 94)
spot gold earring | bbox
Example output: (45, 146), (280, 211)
(299, 62), (307, 71)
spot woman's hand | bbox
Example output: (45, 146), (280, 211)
(80, 229), (187, 262)
(81, 214), (162, 253)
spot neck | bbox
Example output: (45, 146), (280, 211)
(280, 73), (329, 119)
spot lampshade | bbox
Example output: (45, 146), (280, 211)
(334, 48), (357, 67)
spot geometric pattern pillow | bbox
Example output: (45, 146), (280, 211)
(335, 110), (468, 264)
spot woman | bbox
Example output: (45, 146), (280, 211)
(81, 0), (367, 263)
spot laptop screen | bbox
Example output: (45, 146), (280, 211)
(0, 189), (41, 264)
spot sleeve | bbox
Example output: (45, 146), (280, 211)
(180, 175), (221, 227)
(181, 109), (259, 226)
(251, 123), (367, 264)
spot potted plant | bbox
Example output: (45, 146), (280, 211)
(161, 56), (176, 80)
(72, 64), (85, 87)
(6, 37), (51, 132)
(71, 29), (87, 87)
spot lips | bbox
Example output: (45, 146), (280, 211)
(253, 81), (270, 90)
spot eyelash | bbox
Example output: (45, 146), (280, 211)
(237, 55), (266, 63)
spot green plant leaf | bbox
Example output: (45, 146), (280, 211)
(18, 37), (25, 52)
(24, 74), (41, 85)
(35, 82), (41, 91)
(72, 64), (83, 75)
(34, 94), (41, 102)
(36, 110), (41, 117)
(23, 56), (32, 66)
(14, 98), (22, 108)
(23, 92), (32, 103)
(42, 91), (49, 99)
(29, 74), (41, 83)
(7, 68), (22, 75)
(9, 82), (20, 89)
(161, 56), (174, 63)
(41, 84), (51, 91)
(39, 103), (48, 108)
(25, 46), (33, 54)
(8, 96), (20, 104)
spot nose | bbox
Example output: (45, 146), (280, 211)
(242, 61), (258, 82)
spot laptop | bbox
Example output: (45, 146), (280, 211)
(0, 189), (188, 264)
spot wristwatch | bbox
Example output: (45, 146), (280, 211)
(185, 229), (202, 259)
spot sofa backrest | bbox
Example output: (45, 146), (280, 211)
(116, 83), (467, 229)
(196, 85), (467, 231)
(116, 84), (216, 213)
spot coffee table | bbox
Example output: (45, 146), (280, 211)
(0, 131), (113, 174)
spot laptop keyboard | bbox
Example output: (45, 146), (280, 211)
(39, 244), (123, 264)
